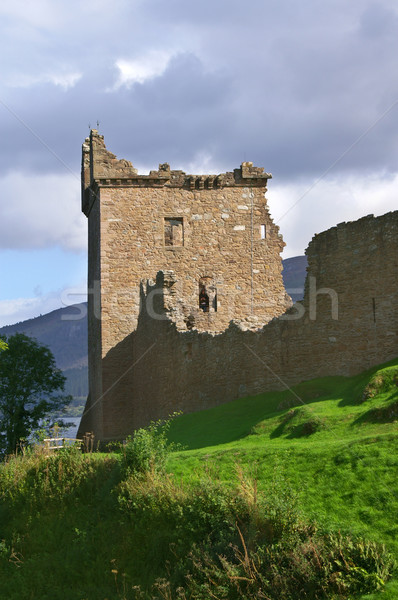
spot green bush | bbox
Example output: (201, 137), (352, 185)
(119, 417), (179, 476)
(165, 530), (395, 600)
(0, 446), (116, 509)
(0, 447), (395, 600)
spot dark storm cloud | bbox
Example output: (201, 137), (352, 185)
(1, 0), (398, 180)
(1, 0), (398, 326)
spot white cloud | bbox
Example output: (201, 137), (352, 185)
(0, 0), (62, 29)
(0, 293), (63, 328)
(0, 0), (132, 31)
(184, 152), (223, 175)
(0, 281), (88, 328)
(0, 172), (86, 252)
(113, 50), (176, 87)
(269, 171), (398, 258)
(7, 71), (82, 90)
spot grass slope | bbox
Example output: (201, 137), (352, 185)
(167, 358), (398, 450)
(166, 357), (398, 597)
(0, 357), (396, 599)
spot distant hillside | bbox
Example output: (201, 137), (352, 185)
(0, 303), (87, 370)
(0, 257), (307, 398)
(282, 255), (307, 302)
(0, 304), (89, 399)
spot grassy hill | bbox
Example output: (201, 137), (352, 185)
(165, 357), (398, 597)
(0, 357), (397, 599)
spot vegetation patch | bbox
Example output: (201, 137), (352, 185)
(355, 399), (398, 424)
(269, 406), (326, 438)
(360, 367), (398, 403)
(0, 448), (395, 600)
(0, 359), (398, 598)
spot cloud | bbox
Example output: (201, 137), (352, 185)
(0, 284), (87, 328)
(269, 171), (398, 258)
(0, 294), (63, 328)
(6, 70), (82, 90)
(113, 50), (177, 87)
(1, 0), (398, 182)
(0, 171), (86, 251)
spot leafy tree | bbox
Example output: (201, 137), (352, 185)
(0, 333), (71, 455)
(0, 340), (7, 352)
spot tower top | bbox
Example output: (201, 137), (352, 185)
(81, 130), (272, 216)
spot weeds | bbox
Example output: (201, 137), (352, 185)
(116, 466), (395, 599)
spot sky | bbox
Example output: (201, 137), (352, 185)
(0, 0), (397, 326)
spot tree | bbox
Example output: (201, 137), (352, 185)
(0, 333), (71, 455)
(0, 340), (7, 352)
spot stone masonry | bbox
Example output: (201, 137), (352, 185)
(79, 130), (291, 441)
(78, 131), (398, 443)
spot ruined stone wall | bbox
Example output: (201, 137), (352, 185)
(78, 131), (398, 442)
(82, 134), (289, 344)
(98, 183), (288, 345)
(296, 212), (398, 377)
(97, 211), (398, 441)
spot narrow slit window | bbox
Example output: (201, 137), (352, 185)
(260, 224), (266, 239)
(164, 217), (184, 247)
(199, 277), (217, 313)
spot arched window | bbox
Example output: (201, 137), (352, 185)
(199, 287), (209, 312)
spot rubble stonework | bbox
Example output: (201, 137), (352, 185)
(78, 131), (398, 442)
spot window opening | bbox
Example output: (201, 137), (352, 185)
(164, 217), (183, 246)
(199, 287), (209, 312)
(260, 224), (266, 239)
(199, 276), (217, 313)
(213, 293), (218, 312)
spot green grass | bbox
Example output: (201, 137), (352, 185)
(0, 357), (397, 599)
(165, 357), (398, 597)
(167, 357), (398, 450)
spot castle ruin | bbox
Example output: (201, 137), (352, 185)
(78, 131), (398, 443)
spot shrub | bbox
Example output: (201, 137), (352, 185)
(0, 445), (113, 508)
(119, 417), (179, 477)
(166, 529), (395, 600)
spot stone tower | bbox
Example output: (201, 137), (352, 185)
(78, 130), (291, 442)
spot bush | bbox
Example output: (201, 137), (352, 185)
(119, 417), (179, 477)
(165, 529), (395, 600)
(0, 445), (115, 508)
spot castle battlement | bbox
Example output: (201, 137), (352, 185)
(82, 131), (272, 216)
